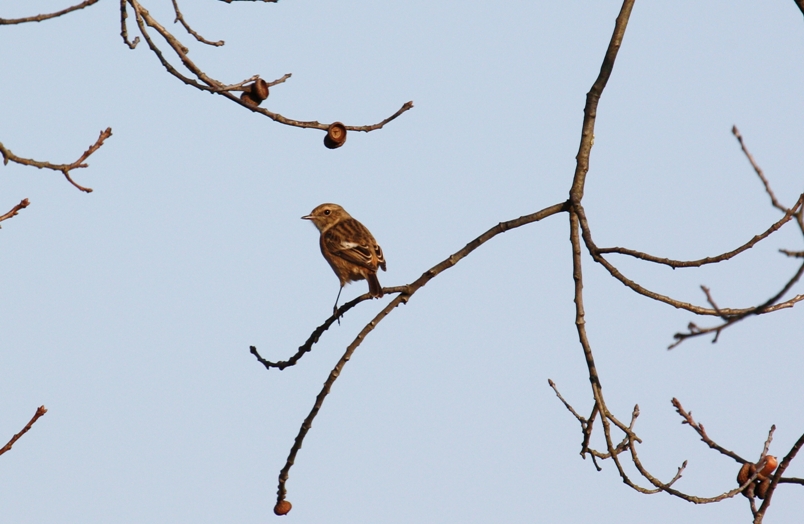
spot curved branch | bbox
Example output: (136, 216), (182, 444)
(0, 0), (99, 25)
(126, 0), (413, 133)
(598, 194), (804, 268)
(271, 200), (570, 506)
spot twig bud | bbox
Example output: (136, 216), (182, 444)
(324, 122), (347, 149)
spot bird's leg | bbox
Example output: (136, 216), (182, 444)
(333, 286), (344, 324)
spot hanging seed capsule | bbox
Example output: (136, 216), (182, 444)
(324, 122), (347, 149)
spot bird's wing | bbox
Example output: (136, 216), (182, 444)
(323, 221), (379, 271)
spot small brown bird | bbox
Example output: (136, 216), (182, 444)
(302, 203), (386, 311)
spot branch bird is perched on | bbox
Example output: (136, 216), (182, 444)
(302, 203), (386, 312)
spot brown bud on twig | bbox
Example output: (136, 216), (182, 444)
(273, 500), (292, 516)
(324, 122), (347, 149)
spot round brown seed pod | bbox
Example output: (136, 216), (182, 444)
(273, 500), (292, 516)
(251, 78), (269, 102)
(758, 455), (778, 479)
(324, 122), (347, 149)
(755, 477), (771, 499)
(737, 462), (756, 485)
(240, 90), (260, 108)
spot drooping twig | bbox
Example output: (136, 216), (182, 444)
(123, 0), (413, 134)
(0, 406), (48, 456)
(0, 128), (112, 193)
(0, 0), (99, 25)
(597, 193), (804, 267)
(171, 0), (224, 47)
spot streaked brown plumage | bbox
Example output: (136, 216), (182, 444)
(302, 203), (386, 309)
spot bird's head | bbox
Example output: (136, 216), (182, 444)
(302, 203), (352, 232)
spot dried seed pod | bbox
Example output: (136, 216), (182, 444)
(737, 463), (756, 485)
(274, 500), (292, 516)
(324, 122), (347, 149)
(240, 90), (260, 107)
(758, 455), (778, 479)
(755, 477), (771, 499)
(251, 78), (269, 102)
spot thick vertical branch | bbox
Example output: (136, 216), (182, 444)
(569, 0), (636, 201)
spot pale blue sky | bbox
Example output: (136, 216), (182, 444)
(2, 1), (803, 522)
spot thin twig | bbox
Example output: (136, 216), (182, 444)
(733, 126), (785, 212)
(0, 0), (99, 25)
(0, 406), (47, 456)
(0, 199), (30, 226)
(0, 128), (112, 193)
(125, 0), (413, 133)
(171, 0), (224, 47)
(597, 194), (804, 267)
(672, 398), (747, 462)
(669, 261), (804, 349)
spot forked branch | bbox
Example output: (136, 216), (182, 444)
(0, 0), (100, 25)
(0, 128), (112, 193)
(122, 0), (413, 136)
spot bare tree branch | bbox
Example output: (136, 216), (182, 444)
(670, 261), (804, 349)
(733, 126), (785, 212)
(0, 199), (31, 227)
(597, 194), (804, 268)
(171, 0), (224, 47)
(268, 200), (570, 509)
(0, 406), (47, 457)
(122, 0), (413, 137)
(0, 0), (99, 25)
(672, 398), (748, 463)
(0, 128), (112, 193)
(253, 0), (804, 518)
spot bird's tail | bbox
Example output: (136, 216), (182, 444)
(367, 272), (383, 298)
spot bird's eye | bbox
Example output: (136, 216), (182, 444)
(324, 209), (331, 216)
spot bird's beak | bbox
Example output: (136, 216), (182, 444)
(301, 214), (313, 220)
